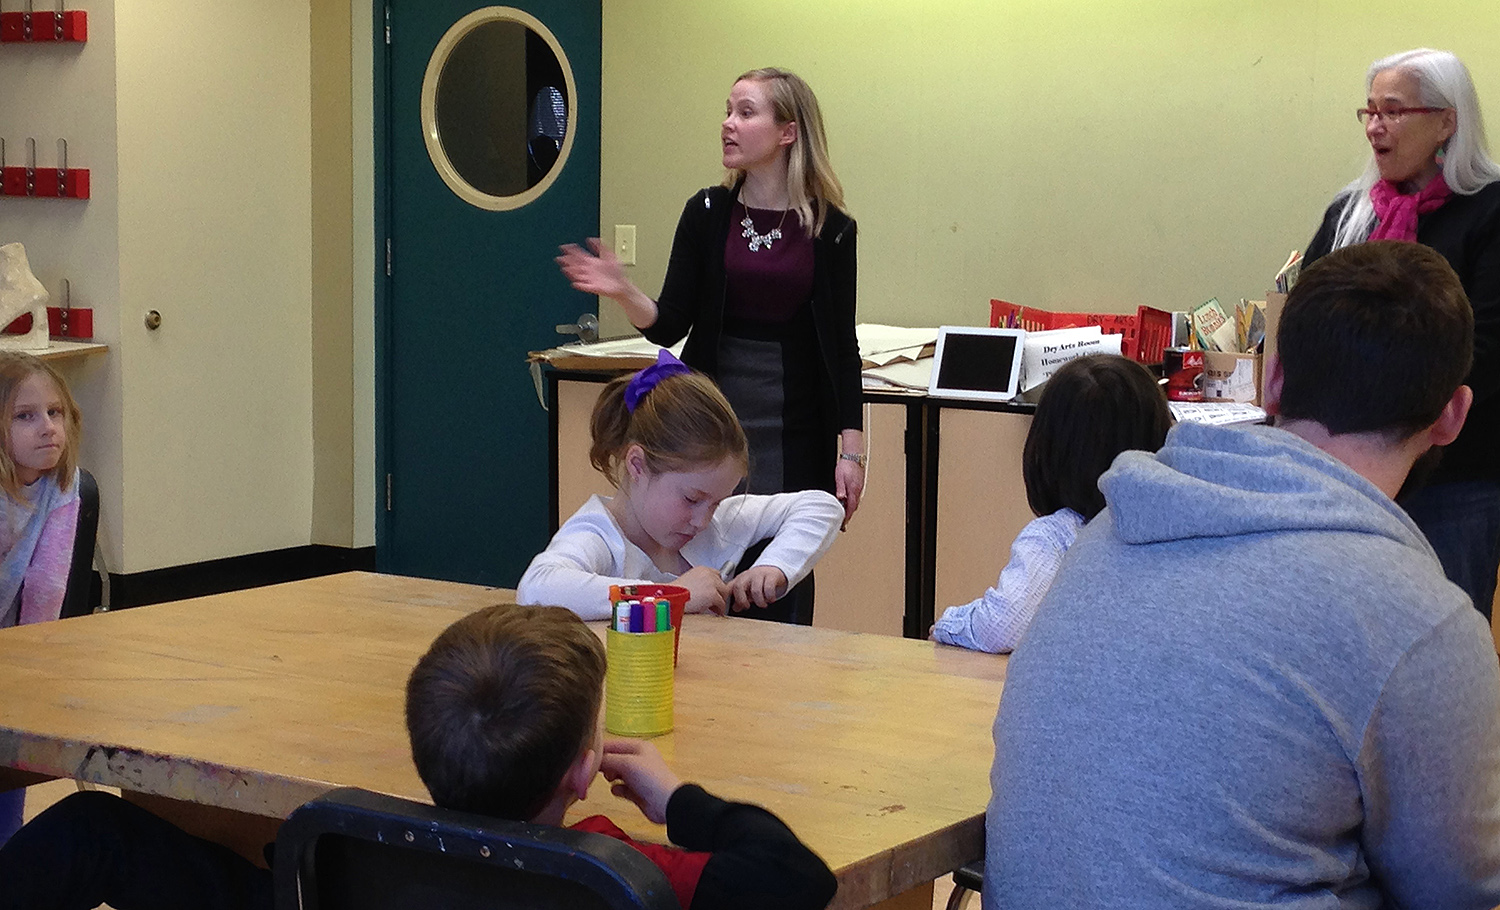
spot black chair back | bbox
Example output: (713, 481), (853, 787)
(59, 467), (99, 619)
(274, 787), (679, 910)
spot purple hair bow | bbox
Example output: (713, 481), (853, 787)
(624, 349), (692, 412)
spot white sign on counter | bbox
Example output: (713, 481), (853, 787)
(1020, 326), (1123, 391)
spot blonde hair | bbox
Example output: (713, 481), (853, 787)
(0, 352), (81, 499)
(589, 370), (747, 486)
(722, 68), (846, 237)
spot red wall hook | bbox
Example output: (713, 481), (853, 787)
(0, 139), (90, 199)
(0, 1), (87, 42)
(1, 280), (93, 340)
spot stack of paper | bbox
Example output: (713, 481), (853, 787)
(1168, 402), (1267, 426)
(527, 324), (944, 393)
(858, 324), (938, 367)
(861, 359), (933, 391)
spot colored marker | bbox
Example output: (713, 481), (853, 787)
(656, 599), (669, 631)
(629, 600), (643, 633)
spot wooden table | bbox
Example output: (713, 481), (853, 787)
(0, 572), (1007, 909)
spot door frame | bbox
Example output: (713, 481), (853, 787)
(372, 0), (394, 563)
(370, 1), (601, 577)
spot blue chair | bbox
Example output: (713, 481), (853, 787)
(59, 467), (99, 619)
(274, 787), (679, 910)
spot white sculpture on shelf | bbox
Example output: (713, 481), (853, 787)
(0, 243), (49, 351)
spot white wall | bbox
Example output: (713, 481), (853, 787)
(113, 0), (314, 570)
(0, 2), (123, 570)
(0, 1), (317, 575)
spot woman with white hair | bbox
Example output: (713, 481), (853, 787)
(556, 68), (861, 625)
(1304, 48), (1500, 618)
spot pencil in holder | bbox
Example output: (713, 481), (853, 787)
(605, 628), (675, 737)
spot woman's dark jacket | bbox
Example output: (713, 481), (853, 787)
(640, 184), (863, 440)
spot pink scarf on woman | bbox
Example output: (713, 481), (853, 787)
(1368, 174), (1452, 241)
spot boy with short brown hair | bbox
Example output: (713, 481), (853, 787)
(405, 603), (837, 909)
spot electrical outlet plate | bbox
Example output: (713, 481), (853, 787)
(614, 224), (637, 266)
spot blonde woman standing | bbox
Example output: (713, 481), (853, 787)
(558, 68), (861, 625)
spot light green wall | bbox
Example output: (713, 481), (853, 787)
(599, 0), (1500, 333)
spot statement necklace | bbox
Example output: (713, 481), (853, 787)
(740, 193), (789, 252)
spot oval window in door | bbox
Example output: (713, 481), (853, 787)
(420, 7), (578, 211)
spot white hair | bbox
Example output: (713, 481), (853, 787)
(1331, 48), (1500, 249)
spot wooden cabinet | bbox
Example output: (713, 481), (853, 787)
(930, 407), (1034, 621)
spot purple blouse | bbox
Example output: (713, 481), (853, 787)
(723, 203), (815, 324)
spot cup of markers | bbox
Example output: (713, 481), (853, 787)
(604, 590), (679, 737)
(618, 583), (688, 665)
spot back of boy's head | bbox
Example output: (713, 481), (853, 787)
(1023, 354), (1171, 521)
(588, 369), (748, 483)
(0, 351), (81, 498)
(1277, 241), (1472, 441)
(405, 604), (606, 821)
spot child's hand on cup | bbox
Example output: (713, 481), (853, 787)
(599, 738), (683, 825)
(676, 565), (727, 615)
(727, 566), (788, 612)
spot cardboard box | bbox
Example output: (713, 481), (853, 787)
(1263, 292), (1286, 368)
(1202, 350), (1263, 405)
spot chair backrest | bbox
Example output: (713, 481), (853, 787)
(274, 787), (680, 910)
(59, 467), (99, 619)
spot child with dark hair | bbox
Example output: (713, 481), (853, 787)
(931, 354), (1171, 653)
(0, 604), (838, 910)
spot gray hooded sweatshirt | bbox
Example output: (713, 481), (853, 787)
(986, 422), (1500, 910)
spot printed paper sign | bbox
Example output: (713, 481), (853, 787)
(1021, 327), (1123, 391)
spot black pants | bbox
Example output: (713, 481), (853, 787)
(0, 791), (272, 910)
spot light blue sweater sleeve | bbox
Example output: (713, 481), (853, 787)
(931, 509), (1083, 654)
(1358, 605), (1500, 908)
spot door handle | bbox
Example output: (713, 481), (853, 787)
(555, 313), (599, 343)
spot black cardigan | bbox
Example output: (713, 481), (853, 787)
(1305, 180), (1500, 484)
(640, 184), (863, 439)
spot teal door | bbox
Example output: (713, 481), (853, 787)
(377, 1), (600, 585)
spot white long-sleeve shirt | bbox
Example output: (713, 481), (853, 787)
(931, 508), (1083, 654)
(517, 490), (844, 620)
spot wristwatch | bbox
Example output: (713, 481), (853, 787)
(839, 452), (866, 468)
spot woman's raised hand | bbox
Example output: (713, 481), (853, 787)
(557, 238), (631, 300)
(556, 239), (660, 329)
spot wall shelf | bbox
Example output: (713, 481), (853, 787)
(21, 340), (106, 362)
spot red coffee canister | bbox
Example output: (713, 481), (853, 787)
(1164, 347), (1204, 402)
